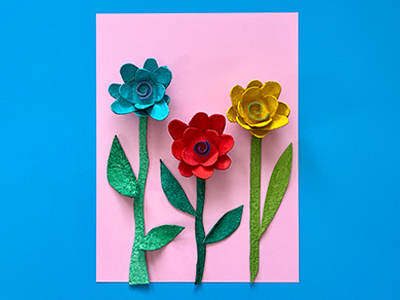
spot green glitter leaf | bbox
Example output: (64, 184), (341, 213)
(138, 225), (185, 251)
(260, 143), (293, 237)
(160, 160), (197, 217)
(204, 205), (244, 244)
(107, 135), (138, 198)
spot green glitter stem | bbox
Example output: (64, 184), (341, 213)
(129, 117), (150, 285)
(194, 177), (206, 285)
(250, 135), (262, 283)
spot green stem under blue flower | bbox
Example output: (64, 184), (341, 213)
(129, 117), (149, 285)
(195, 177), (206, 285)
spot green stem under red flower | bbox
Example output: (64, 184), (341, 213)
(195, 177), (206, 285)
(129, 117), (149, 285)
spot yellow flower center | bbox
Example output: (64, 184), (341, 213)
(248, 102), (270, 121)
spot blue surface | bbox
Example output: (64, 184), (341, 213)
(1, 0), (399, 299)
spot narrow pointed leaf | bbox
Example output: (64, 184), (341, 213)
(160, 160), (197, 216)
(260, 143), (293, 237)
(204, 205), (243, 244)
(107, 135), (138, 198)
(137, 225), (185, 251)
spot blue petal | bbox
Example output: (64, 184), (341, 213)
(108, 83), (121, 99)
(153, 83), (166, 102)
(146, 99), (169, 120)
(161, 94), (170, 105)
(135, 69), (151, 81)
(152, 66), (172, 87)
(129, 83), (142, 104)
(111, 97), (136, 114)
(135, 103), (154, 110)
(119, 83), (134, 101)
(120, 63), (138, 82)
(134, 110), (149, 117)
(143, 58), (158, 72)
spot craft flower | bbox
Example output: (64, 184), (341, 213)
(226, 80), (290, 138)
(161, 112), (242, 285)
(168, 112), (234, 180)
(108, 58), (172, 120)
(106, 60), (185, 286)
(226, 79), (293, 283)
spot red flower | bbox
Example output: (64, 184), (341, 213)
(168, 112), (234, 180)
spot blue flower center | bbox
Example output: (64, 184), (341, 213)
(136, 81), (153, 99)
(194, 141), (210, 156)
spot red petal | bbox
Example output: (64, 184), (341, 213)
(182, 147), (198, 166)
(201, 149), (219, 167)
(204, 129), (220, 147)
(168, 119), (188, 140)
(219, 134), (234, 155)
(209, 114), (226, 134)
(189, 112), (210, 131)
(183, 127), (203, 145)
(215, 155), (232, 170)
(178, 161), (193, 177)
(192, 165), (214, 180)
(171, 140), (185, 160)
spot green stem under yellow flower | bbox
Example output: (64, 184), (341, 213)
(250, 135), (262, 283)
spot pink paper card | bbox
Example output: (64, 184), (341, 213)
(96, 13), (298, 282)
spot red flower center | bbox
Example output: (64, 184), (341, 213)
(193, 141), (210, 156)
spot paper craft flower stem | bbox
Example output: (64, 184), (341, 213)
(161, 112), (243, 284)
(195, 177), (206, 284)
(227, 80), (293, 283)
(107, 59), (184, 285)
(249, 137), (293, 282)
(129, 116), (149, 284)
(160, 161), (243, 284)
(249, 136), (262, 283)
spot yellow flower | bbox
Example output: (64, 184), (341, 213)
(226, 80), (290, 138)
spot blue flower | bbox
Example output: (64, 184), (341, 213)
(108, 58), (172, 120)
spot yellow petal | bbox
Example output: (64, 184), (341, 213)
(264, 114), (289, 131)
(241, 86), (262, 102)
(226, 106), (238, 123)
(261, 81), (281, 99)
(249, 117), (272, 128)
(236, 115), (251, 130)
(265, 94), (279, 117)
(276, 101), (290, 117)
(246, 79), (263, 88)
(230, 85), (245, 107)
(249, 127), (270, 138)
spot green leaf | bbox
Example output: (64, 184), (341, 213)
(204, 205), (243, 244)
(260, 143), (293, 237)
(107, 135), (138, 198)
(137, 225), (185, 251)
(160, 160), (197, 217)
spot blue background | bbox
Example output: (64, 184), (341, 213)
(1, 0), (399, 299)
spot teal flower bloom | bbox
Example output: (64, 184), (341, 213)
(108, 58), (172, 120)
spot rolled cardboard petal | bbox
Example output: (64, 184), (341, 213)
(120, 63), (138, 82)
